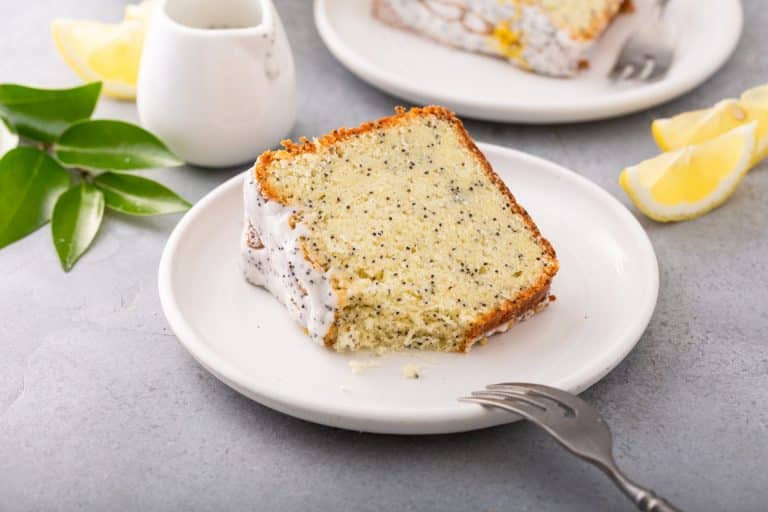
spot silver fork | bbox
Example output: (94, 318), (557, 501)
(461, 383), (682, 512)
(610, 0), (675, 81)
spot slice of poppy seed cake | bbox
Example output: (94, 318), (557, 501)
(242, 106), (558, 352)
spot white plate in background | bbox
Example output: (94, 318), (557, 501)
(158, 143), (658, 434)
(314, 0), (742, 123)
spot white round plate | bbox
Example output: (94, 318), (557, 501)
(314, 0), (742, 123)
(159, 143), (658, 434)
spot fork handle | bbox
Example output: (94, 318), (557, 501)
(634, 491), (682, 512)
(606, 465), (682, 512)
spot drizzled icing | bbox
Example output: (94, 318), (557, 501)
(379, 0), (591, 77)
(515, 5), (584, 77)
(241, 168), (338, 344)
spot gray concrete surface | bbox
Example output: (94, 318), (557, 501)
(1, 1), (767, 510)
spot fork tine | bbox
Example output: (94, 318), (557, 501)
(483, 385), (578, 419)
(610, 30), (675, 81)
(471, 389), (548, 410)
(646, 56), (673, 81)
(488, 383), (591, 415)
(608, 62), (625, 80)
(638, 58), (656, 81)
(460, 394), (551, 426)
(468, 390), (569, 424)
(609, 62), (637, 82)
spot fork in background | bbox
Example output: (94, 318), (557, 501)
(610, 0), (675, 82)
(461, 383), (682, 512)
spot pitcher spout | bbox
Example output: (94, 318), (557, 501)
(161, 0), (275, 35)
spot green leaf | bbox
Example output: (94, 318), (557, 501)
(0, 116), (19, 158)
(51, 182), (105, 271)
(55, 120), (183, 171)
(0, 82), (101, 142)
(93, 172), (191, 215)
(0, 147), (70, 249)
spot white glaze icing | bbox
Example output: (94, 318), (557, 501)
(517, 5), (585, 77)
(379, 0), (591, 77)
(242, 167), (338, 344)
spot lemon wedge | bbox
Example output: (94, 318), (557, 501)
(652, 84), (768, 166)
(620, 122), (756, 222)
(741, 83), (768, 108)
(740, 85), (768, 160)
(51, 1), (157, 100)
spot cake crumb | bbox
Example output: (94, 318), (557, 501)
(402, 363), (421, 379)
(349, 360), (378, 375)
(619, 0), (636, 14)
(479, 337), (489, 346)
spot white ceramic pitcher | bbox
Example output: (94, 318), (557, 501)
(137, 0), (296, 167)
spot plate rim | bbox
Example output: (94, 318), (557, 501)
(158, 142), (659, 434)
(313, 0), (743, 123)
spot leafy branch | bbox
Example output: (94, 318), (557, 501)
(0, 82), (189, 271)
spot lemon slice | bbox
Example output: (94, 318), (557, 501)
(51, 1), (157, 100)
(741, 83), (768, 108)
(652, 85), (768, 166)
(620, 122), (757, 222)
(740, 84), (768, 160)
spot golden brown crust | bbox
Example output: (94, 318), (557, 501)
(254, 106), (459, 201)
(251, 106), (558, 352)
(619, 0), (636, 14)
(561, 0), (626, 41)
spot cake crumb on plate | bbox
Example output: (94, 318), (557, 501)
(349, 360), (378, 375)
(402, 363), (421, 379)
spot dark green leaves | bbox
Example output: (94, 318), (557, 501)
(0, 80), (189, 271)
(0, 82), (101, 142)
(51, 182), (105, 271)
(0, 147), (70, 249)
(56, 120), (183, 170)
(94, 172), (191, 215)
